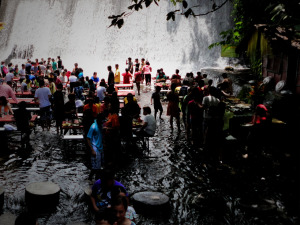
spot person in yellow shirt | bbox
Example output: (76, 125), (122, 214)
(114, 64), (120, 84)
(94, 97), (101, 114)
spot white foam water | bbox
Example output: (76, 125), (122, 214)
(0, 0), (233, 79)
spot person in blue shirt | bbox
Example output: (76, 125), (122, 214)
(78, 68), (84, 79)
(156, 70), (167, 83)
(87, 113), (104, 180)
(91, 72), (100, 85)
(91, 168), (128, 213)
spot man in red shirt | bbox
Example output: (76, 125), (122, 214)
(122, 69), (132, 84)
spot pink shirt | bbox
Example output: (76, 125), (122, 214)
(0, 84), (18, 103)
(142, 65), (152, 74)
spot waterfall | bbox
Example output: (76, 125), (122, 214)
(0, 0), (233, 78)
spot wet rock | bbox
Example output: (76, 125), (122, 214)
(0, 213), (17, 225)
(25, 181), (60, 213)
(132, 191), (170, 215)
(84, 187), (92, 197)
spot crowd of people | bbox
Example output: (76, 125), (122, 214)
(0, 56), (272, 225)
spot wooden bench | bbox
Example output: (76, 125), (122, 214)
(12, 107), (40, 111)
(62, 135), (84, 140)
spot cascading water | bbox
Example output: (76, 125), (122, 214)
(0, 0), (233, 78)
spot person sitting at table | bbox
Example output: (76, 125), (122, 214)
(171, 74), (181, 86)
(123, 93), (140, 118)
(21, 81), (28, 93)
(122, 68), (132, 84)
(91, 72), (100, 86)
(64, 93), (77, 120)
(83, 76), (90, 89)
(74, 81), (85, 101)
(110, 91), (120, 114)
(0, 96), (13, 115)
(14, 101), (32, 147)
(94, 97), (101, 114)
(156, 70), (167, 83)
(48, 77), (57, 95)
(84, 98), (98, 119)
(53, 74), (62, 87)
(88, 79), (96, 93)
(64, 93), (77, 134)
(100, 96), (111, 118)
(124, 94), (137, 105)
(97, 80), (107, 102)
(137, 106), (156, 137)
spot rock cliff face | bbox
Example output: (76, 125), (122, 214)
(0, 0), (233, 77)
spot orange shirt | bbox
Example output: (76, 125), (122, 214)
(105, 113), (120, 128)
(83, 104), (98, 118)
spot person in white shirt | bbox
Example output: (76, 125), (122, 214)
(4, 69), (14, 83)
(139, 106), (156, 137)
(96, 81), (106, 101)
(34, 79), (52, 131)
(69, 73), (77, 93)
(39, 62), (46, 75)
(18, 64), (26, 82)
